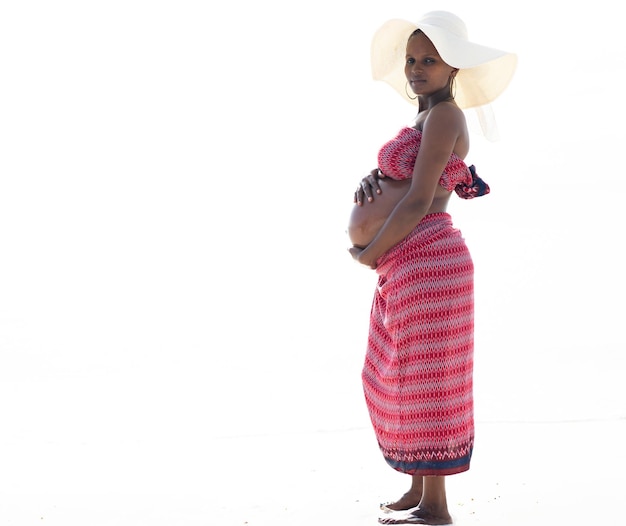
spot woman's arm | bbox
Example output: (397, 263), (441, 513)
(351, 104), (464, 268)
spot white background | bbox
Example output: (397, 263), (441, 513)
(1, 1), (624, 524)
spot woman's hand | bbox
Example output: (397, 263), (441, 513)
(354, 168), (386, 205)
(348, 246), (378, 269)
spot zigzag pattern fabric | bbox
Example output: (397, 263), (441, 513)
(377, 127), (490, 199)
(362, 213), (474, 476)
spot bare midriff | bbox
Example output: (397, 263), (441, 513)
(347, 178), (452, 248)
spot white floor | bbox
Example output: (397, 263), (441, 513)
(2, 418), (623, 525)
(2, 325), (624, 526)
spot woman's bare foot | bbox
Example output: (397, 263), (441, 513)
(381, 474), (424, 511)
(380, 490), (422, 511)
(380, 475), (452, 524)
(379, 506), (453, 525)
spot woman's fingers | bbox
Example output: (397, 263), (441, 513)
(354, 184), (363, 204)
(361, 180), (374, 203)
(354, 180), (371, 205)
(354, 169), (383, 205)
(367, 174), (382, 196)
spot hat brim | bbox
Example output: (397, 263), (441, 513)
(370, 18), (517, 109)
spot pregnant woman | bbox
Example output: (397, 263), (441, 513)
(347, 11), (516, 525)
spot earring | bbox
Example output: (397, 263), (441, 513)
(405, 81), (418, 100)
(449, 76), (457, 99)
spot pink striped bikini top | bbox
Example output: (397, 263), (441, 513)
(377, 127), (490, 199)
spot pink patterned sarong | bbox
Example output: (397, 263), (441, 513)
(362, 212), (474, 476)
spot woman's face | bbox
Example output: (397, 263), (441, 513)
(404, 32), (456, 97)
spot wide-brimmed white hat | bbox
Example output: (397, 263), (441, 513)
(371, 11), (517, 109)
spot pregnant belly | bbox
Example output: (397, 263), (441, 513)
(347, 178), (411, 248)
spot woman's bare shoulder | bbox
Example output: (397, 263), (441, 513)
(426, 101), (466, 127)
(423, 102), (468, 152)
